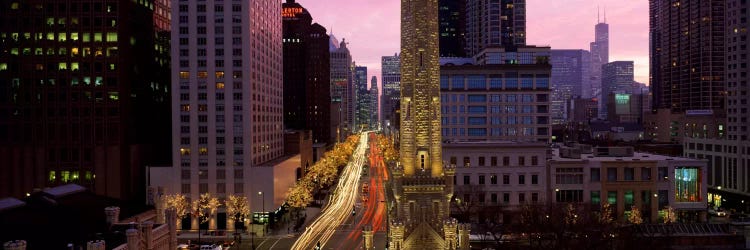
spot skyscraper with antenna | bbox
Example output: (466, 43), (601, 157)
(590, 6), (610, 117)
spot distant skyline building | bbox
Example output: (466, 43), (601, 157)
(465, 0), (526, 56)
(438, 0), (467, 57)
(550, 49), (591, 124)
(0, 0), (171, 200)
(329, 35), (353, 142)
(369, 76), (379, 130)
(649, 0), (725, 113)
(354, 66), (369, 131)
(282, 0), (331, 144)
(380, 54), (401, 134)
(601, 61), (634, 120)
(590, 9), (609, 118)
(171, 0), (284, 203)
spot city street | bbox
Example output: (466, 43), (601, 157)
(325, 132), (390, 249)
(291, 132), (370, 250)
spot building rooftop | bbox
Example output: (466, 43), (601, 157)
(550, 147), (703, 162)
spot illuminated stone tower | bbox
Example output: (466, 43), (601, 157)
(391, 0), (466, 249)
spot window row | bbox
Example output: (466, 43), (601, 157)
(459, 173), (540, 185)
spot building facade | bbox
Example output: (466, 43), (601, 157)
(381, 54), (401, 134)
(568, 97), (598, 123)
(550, 146), (708, 223)
(465, 0), (526, 57)
(370, 76), (379, 130)
(441, 47), (552, 143)
(550, 49), (591, 124)
(282, 0), (331, 144)
(0, 0), (171, 200)
(601, 61), (634, 120)
(329, 36), (353, 142)
(390, 0), (466, 248)
(438, 0), (466, 57)
(649, 0), (725, 113)
(444, 142), (548, 223)
(354, 66), (369, 131)
(171, 0), (283, 209)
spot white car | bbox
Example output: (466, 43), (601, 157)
(200, 245), (222, 250)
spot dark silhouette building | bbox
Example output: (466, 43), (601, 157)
(465, 0), (526, 56)
(282, 0), (331, 144)
(649, 0), (725, 113)
(438, 0), (466, 57)
(0, 0), (171, 201)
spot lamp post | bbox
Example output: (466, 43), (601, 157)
(259, 191), (266, 235)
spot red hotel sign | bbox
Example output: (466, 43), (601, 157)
(282, 7), (303, 18)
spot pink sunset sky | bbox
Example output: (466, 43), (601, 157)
(301, 0), (650, 87)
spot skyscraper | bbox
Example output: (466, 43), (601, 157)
(601, 61), (634, 120)
(282, 0), (331, 144)
(726, 0), (749, 141)
(649, 0), (725, 113)
(438, 0), (466, 57)
(390, 0), (464, 248)
(0, 0), (171, 200)
(550, 49), (591, 124)
(381, 54), (401, 134)
(369, 76), (379, 130)
(171, 0), (283, 200)
(590, 9), (609, 118)
(329, 36), (353, 142)
(465, 0), (526, 56)
(354, 66), (369, 131)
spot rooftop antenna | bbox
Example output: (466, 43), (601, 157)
(597, 6), (600, 23)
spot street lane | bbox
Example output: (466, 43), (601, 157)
(291, 132), (370, 250)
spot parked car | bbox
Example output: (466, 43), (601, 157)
(199, 244), (222, 250)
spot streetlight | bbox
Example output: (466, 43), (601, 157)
(258, 191), (266, 234)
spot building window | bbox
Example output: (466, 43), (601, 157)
(490, 174), (497, 185)
(518, 193), (526, 203)
(658, 167), (668, 180)
(607, 191), (617, 205)
(675, 167), (701, 202)
(463, 157), (470, 167)
(531, 193), (539, 203)
(531, 174), (538, 185)
(181, 184), (190, 194)
(503, 156), (510, 166)
(503, 174), (510, 185)
(491, 157), (497, 166)
(641, 167), (652, 181)
(591, 191), (601, 206)
(624, 167), (635, 181)
(491, 193), (498, 203)
(479, 175), (485, 185)
(518, 175), (525, 185)
(463, 175), (470, 185)
(531, 156), (538, 166)
(591, 168), (600, 182)
(607, 167), (617, 182)
(518, 157), (525, 166)
(503, 193), (510, 203)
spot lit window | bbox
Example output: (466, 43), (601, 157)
(47, 18), (55, 26)
(106, 32), (117, 42)
(71, 171), (79, 181)
(83, 77), (91, 85)
(71, 62), (79, 71)
(180, 148), (191, 156)
(10, 48), (18, 55)
(61, 171), (70, 183)
(58, 33), (66, 42)
(35, 48), (43, 55)
(198, 71), (208, 78)
(72, 47), (79, 56)
(58, 62), (67, 70)
(95, 48), (103, 57)
(85, 171), (93, 180)
(58, 47), (67, 55)
(215, 71), (225, 79)
(108, 92), (119, 101)
(216, 82), (225, 89)
(179, 71), (190, 79)
(95, 77), (103, 86)
(83, 33), (90, 42)
(58, 18), (66, 25)
(48, 171), (56, 182)
(94, 33), (103, 42)
(199, 147), (208, 155)
(181, 104), (190, 111)
(47, 33), (54, 40)
(109, 64), (116, 70)
(10, 2), (19, 9)
(71, 33), (79, 41)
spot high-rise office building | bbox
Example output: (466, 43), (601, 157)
(649, 0), (725, 113)
(369, 76), (379, 130)
(465, 0), (526, 56)
(171, 0), (283, 201)
(648, 0), (662, 111)
(590, 10), (609, 118)
(438, 0), (466, 57)
(381, 54), (401, 134)
(725, 0), (749, 142)
(550, 49), (591, 124)
(390, 0), (463, 248)
(354, 66), (369, 131)
(282, 0), (331, 144)
(329, 35), (353, 142)
(601, 61), (634, 120)
(0, 0), (171, 200)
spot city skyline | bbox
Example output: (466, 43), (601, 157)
(302, 0), (649, 87)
